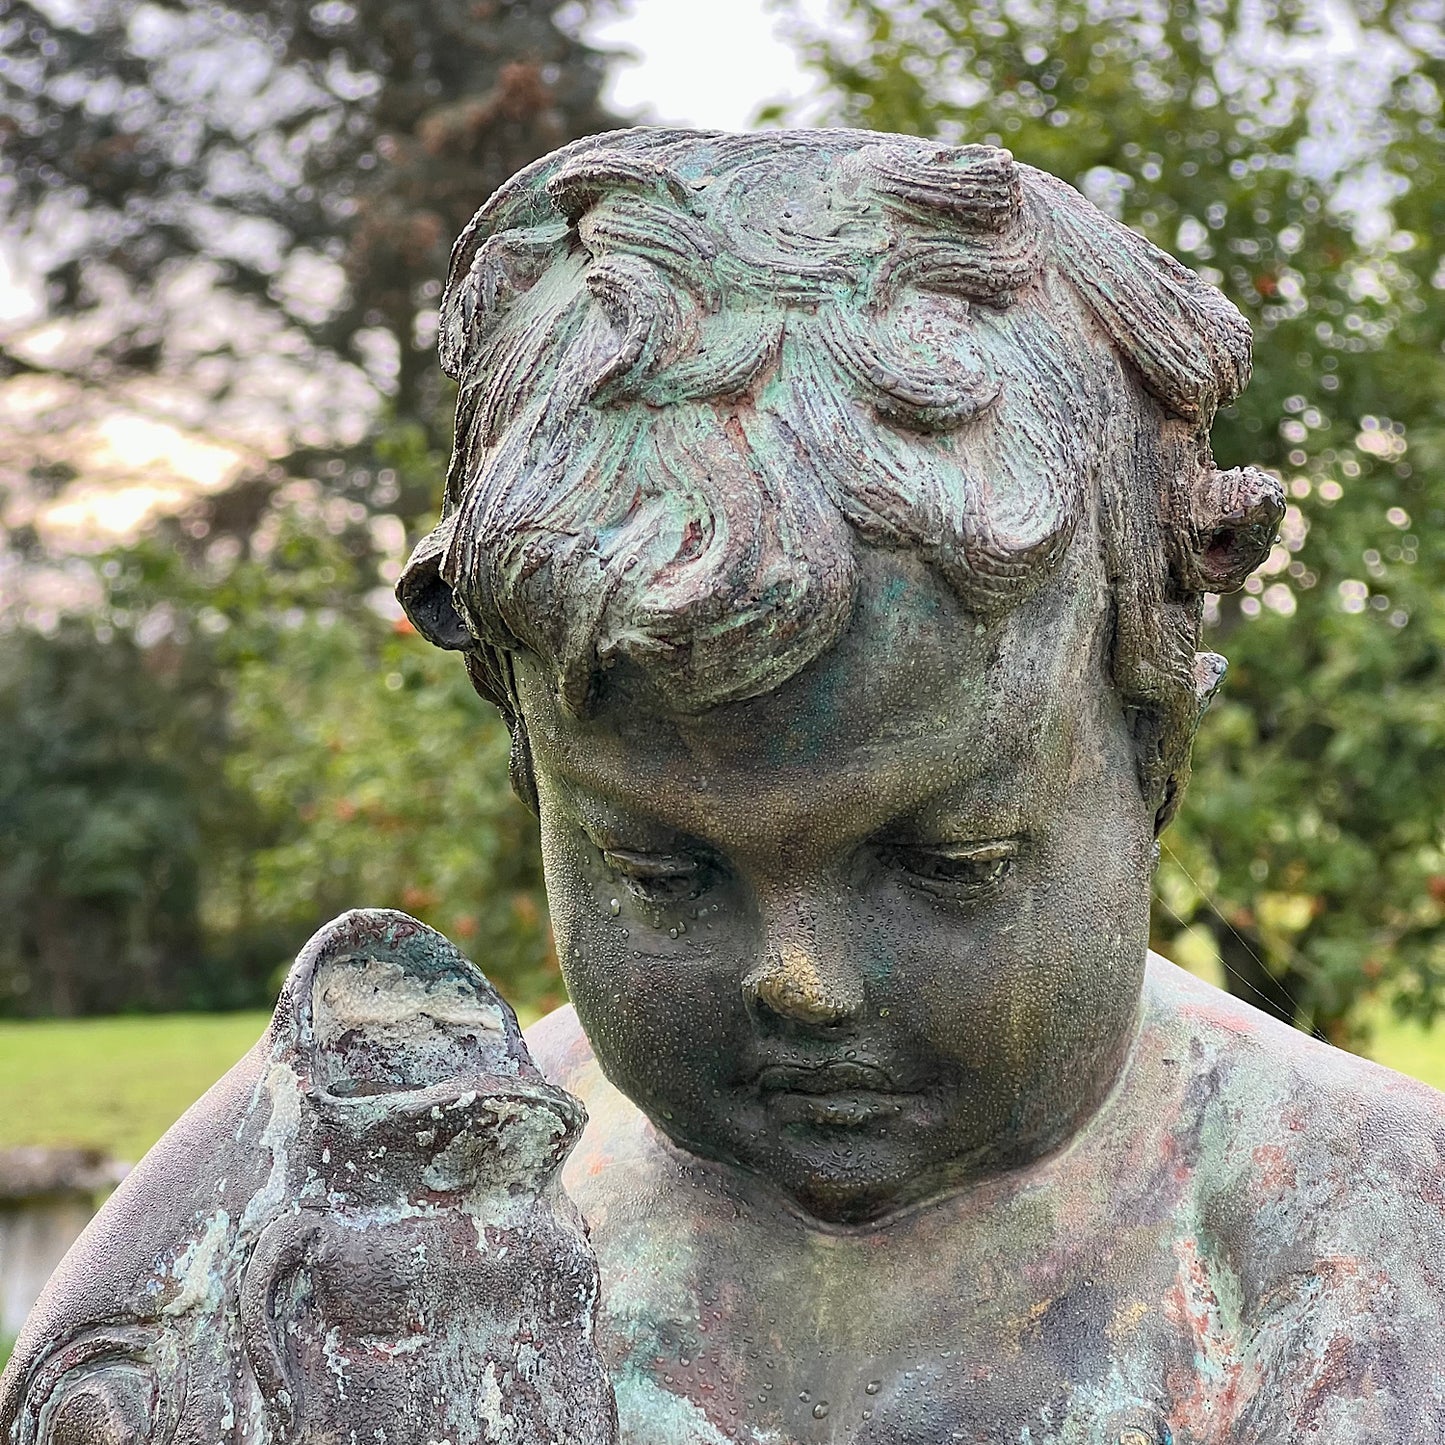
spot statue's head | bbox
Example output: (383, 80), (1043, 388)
(399, 128), (1282, 1225)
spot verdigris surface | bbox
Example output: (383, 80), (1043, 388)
(397, 128), (1445, 1441)
(0, 910), (615, 1445)
(6, 127), (1445, 1445)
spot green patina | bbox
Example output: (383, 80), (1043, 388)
(8, 128), (1444, 1445)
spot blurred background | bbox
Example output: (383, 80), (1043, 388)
(0, 0), (1442, 1354)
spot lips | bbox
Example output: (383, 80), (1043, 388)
(756, 1060), (902, 1096)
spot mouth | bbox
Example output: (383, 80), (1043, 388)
(757, 1060), (898, 1094)
(754, 1059), (917, 1127)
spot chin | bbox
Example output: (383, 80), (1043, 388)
(752, 1126), (946, 1229)
(786, 1175), (911, 1227)
(751, 1102), (1055, 1227)
(771, 1146), (962, 1227)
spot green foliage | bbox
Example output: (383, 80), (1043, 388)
(0, 0), (618, 1016)
(190, 477), (559, 1013)
(0, 461), (558, 1017)
(773, 0), (1445, 1038)
(0, 617), (223, 1012)
(212, 574), (558, 1013)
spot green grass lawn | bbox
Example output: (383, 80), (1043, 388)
(0, 1002), (1439, 1168)
(0, 1013), (271, 1162)
(1366, 1010), (1445, 1092)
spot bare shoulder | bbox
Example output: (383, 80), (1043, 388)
(1144, 951), (1445, 1160)
(1142, 955), (1445, 1411)
(525, 1003), (596, 1093)
(524, 1005), (661, 1192)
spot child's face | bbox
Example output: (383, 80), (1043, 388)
(517, 545), (1156, 1225)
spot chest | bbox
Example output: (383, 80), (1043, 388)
(590, 1209), (1244, 1445)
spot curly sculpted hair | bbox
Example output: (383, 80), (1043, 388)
(398, 128), (1283, 832)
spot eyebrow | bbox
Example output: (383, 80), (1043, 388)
(543, 747), (1034, 867)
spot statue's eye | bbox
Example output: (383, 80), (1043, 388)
(882, 838), (1020, 899)
(602, 847), (710, 906)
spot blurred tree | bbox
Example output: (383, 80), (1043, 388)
(0, 0), (618, 515)
(217, 596), (558, 1015)
(0, 613), (227, 1014)
(0, 0), (617, 1013)
(0, 473), (558, 1017)
(180, 478), (559, 1014)
(771, 0), (1445, 1041)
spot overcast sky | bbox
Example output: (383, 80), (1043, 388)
(2, 0), (839, 567)
(582, 0), (821, 130)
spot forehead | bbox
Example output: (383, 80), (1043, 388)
(514, 547), (1112, 849)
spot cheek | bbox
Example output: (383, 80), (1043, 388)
(537, 808), (748, 1087)
(895, 797), (1153, 1070)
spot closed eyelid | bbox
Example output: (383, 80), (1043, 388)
(875, 834), (1025, 899)
(911, 838), (1021, 861)
(876, 832), (1023, 857)
(601, 847), (701, 878)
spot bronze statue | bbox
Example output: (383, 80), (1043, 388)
(0, 910), (616, 1445)
(399, 128), (1445, 1440)
(5, 128), (1443, 1445)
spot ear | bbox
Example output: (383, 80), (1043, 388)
(396, 518), (472, 651)
(459, 650), (540, 815)
(508, 722), (540, 816)
(1182, 466), (1286, 593)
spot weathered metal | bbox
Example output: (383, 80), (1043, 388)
(0, 910), (615, 1445)
(399, 128), (1445, 1440)
(7, 126), (1444, 1444)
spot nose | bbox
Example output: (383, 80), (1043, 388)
(742, 891), (866, 1029)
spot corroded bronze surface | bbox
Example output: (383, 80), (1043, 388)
(398, 127), (1445, 1439)
(8, 127), (1445, 1444)
(532, 962), (1445, 1442)
(0, 910), (615, 1445)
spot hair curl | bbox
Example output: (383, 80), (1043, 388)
(399, 128), (1283, 832)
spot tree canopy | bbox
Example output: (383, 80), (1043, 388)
(770, 0), (1445, 1039)
(0, 0), (617, 1014)
(1, 0), (616, 507)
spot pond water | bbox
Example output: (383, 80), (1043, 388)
(0, 1189), (113, 1342)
